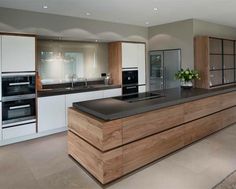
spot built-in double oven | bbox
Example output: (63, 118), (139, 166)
(2, 72), (36, 128)
(122, 68), (138, 95)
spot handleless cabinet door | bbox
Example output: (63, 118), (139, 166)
(2, 35), (35, 72)
(103, 88), (122, 98)
(137, 43), (146, 85)
(38, 95), (66, 132)
(122, 43), (138, 68)
(0, 35), (1, 100)
(0, 103), (2, 141)
(65, 91), (104, 126)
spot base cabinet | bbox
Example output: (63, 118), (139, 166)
(38, 95), (66, 132)
(2, 123), (36, 140)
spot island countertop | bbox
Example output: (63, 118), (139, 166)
(73, 86), (236, 121)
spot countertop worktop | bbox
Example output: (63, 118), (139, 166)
(73, 86), (236, 121)
(37, 84), (121, 97)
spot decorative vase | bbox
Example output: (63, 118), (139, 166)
(181, 81), (193, 89)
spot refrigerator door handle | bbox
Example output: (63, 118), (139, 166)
(163, 66), (167, 89)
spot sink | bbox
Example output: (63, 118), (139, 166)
(65, 85), (94, 90)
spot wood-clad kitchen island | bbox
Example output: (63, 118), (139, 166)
(67, 87), (236, 184)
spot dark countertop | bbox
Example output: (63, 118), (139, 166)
(73, 86), (236, 121)
(37, 84), (121, 97)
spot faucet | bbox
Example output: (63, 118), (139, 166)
(71, 74), (77, 88)
(84, 78), (88, 88)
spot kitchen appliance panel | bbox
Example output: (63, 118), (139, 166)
(2, 98), (36, 126)
(122, 69), (138, 85)
(122, 85), (138, 95)
(2, 73), (35, 100)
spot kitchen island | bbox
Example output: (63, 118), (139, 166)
(68, 86), (236, 184)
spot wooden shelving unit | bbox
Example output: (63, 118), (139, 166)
(195, 36), (236, 89)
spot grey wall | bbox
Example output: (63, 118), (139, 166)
(193, 19), (236, 39)
(0, 7), (148, 42)
(149, 19), (194, 69)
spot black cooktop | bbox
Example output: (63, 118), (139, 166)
(114, 92), (164, 103)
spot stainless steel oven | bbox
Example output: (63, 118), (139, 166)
(2, 72), (36, 101)
(2, 98), (36, 128)
(2, 72), (36, 128)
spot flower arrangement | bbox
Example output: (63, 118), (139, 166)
(175, 68), (200, 82)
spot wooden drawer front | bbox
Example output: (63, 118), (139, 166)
(122, 105), (184, 144)
(68, 131), (122, 184)
(68, 108), (104, 150)
(184, 112), (222, 145)
(2, 123), (36, 140)
(123, 126), (185, 174)
(184, 95), (221, 122)
(222, 106), (236, 127)
(68, 108), (122, 151)
(221, 92), (236, 109)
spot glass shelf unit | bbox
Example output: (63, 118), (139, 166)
(209, 38), (235, 88)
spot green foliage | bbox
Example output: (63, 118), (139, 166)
(175, 68), (200, 82)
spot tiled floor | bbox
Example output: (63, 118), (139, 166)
(1, 124), (236, 189)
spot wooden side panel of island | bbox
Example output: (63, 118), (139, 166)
(68, 91), (236, 184)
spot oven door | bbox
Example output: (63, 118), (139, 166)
(122, 70), (138, 85)
(2, 73), (36, 100)
(122, 85), (138, 95)
(2, 98), (36, 127)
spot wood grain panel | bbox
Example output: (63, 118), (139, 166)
(222, 106), (236, 127)
(68, 131), (123, 184)
(194, 36), (210, 89)
(184, 112), (222, 145)
(183, 95), (221, 122)
(122, 105), (184, 144)
(123, 126), (185, 174)
(108, 42), (122, 85)
(68, 108), (122, 151)
(221, 91), (236, 109)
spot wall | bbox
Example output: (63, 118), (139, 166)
(0, 7), (148, 42)
(193, 19), (236, 39)
(148, 19), (194, 69)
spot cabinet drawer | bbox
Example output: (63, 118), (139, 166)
(103, 88), (121, 98)
(2, 123), (36, 140)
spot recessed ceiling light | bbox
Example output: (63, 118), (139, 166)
(145, 21), (150, 25)
(95, 40), (98, 42)
(86, 12), (91, 16)
(42, 5), (48, 9)
(154, 7), (158, 11)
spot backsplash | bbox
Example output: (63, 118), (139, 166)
(37, 39), (108, 84)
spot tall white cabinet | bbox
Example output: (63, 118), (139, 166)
(109, 42), (146, 92)
(2, 35), (35, 72)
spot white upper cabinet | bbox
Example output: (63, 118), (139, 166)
(122, 43), (139, 68)
(137, 43), (146, 85)
(2, 35), (35, 72)
(121, 42), (146, 85)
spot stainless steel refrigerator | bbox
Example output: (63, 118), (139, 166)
(149, 49), (181, 91)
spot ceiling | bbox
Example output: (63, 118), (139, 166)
(0, 0), (236, 27)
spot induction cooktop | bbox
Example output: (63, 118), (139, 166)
(114, 92), (164, 103)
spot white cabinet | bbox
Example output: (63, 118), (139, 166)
(38, 95), (66, 132)
(122, 43), (139, 68)
(0, 103), (2, 141)
(139, 85), (146, 93)
(0, 35), (2, 100)
(2, 35), (35, 72)
(121, 42), (146, 85)
(65, 90), (104, 125)
(137, 43), (146, 85)
(66, 90), (104, 108)
(103, 88), (122, 98)
(2, 123), (36, 140)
